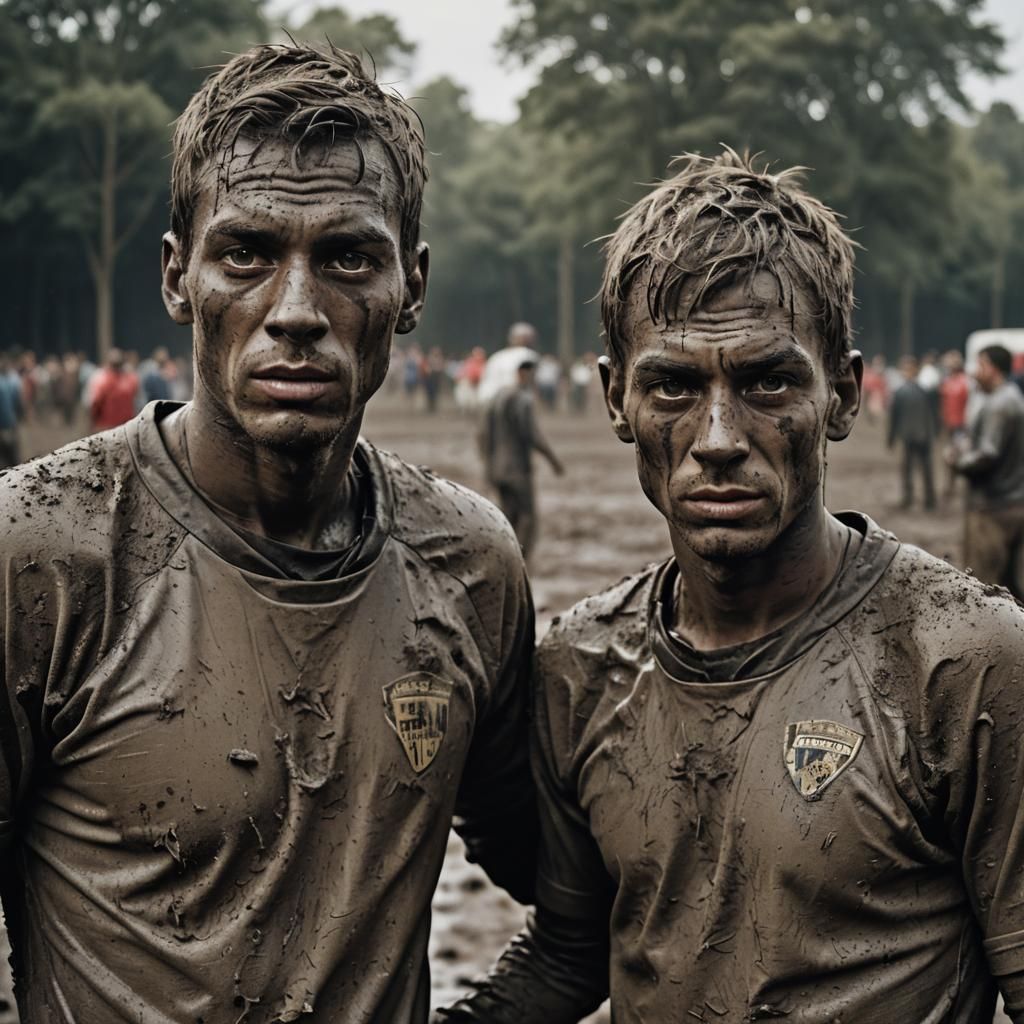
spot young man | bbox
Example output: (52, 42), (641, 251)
(437, 152), (1024, 1023)
(888, 353), (937, 509)
(951, 344), (1024, 599)
(0, 43), (536, 1023)
(479, 352), (564, 561)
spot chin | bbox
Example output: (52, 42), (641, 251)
(236, 406), (353, 452)
(676, 523), (780, 563)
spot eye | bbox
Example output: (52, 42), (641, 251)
(747, 374), (792, 396)
(326, 252), (372, 274)
(223, 248), (271, 270)
(649, 378), (697, 400)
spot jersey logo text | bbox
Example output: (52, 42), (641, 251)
(383, 673), (453, 773)
(784, 719), (863, 800)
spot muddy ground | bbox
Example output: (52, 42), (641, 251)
(0, 390), (1009, 1023)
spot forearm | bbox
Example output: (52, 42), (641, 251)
(432, 907), (609, 1024)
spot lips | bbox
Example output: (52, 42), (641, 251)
(250, 362), (336, 403)
(682, 486), (766, 522)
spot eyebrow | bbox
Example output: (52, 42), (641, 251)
(632, 345), (816, 377)
(206, 222), (395, 250)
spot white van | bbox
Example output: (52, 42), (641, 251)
(964, 328), (1024, 372)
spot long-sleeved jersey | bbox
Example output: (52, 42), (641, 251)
(440, 513), (1024, 1024)
(0, 401), (536, 1023)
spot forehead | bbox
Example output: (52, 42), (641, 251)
(622, 270), (825, 366)
(191, 135), (402, 238)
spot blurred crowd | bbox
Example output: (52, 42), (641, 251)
(0, 347), (192, 468)
(386, 339), (600, 416)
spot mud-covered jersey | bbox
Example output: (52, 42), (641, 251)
(534, 512), (1024, 1023)
(0, 402), (535, 1024)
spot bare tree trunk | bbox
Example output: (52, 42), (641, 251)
(899, 279), (915, 356)
(95, 108), (117, 361)
(557, 236), (575, 368)
(991, 249), (1005, 329)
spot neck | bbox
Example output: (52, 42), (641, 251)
(670, 500), (849, 651)
(164, 393), (363, 550)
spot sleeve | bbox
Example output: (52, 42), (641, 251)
(929, 604), (1024, 1017)
(452, 563), (539, 905)
(434, 638), (613, 1023)
(0, 555), (42, 856)
(956, 401), (1007, 478)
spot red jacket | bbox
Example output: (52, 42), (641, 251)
(90, 368), (138, 431)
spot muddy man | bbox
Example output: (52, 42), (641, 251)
(437, 151), (1024, 1023)
(0, 43), (537, 1023)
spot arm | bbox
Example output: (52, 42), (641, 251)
(436, 638), (614, 1022)
(521, 396), (564, 476)
(451, 563), (538, 904)
(937, 601), (1024, 1017)
(955, 400), (1007, 478)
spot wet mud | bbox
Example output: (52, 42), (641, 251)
(0, 397), (1007, 1023)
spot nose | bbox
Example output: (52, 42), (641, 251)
(691, 393), (750, 468)
(264, 262), (329, 346)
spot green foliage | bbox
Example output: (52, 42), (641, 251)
(286, 6), (415, 77)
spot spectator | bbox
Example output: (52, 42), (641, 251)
(478, 322), (538, 403)
(536, 354), (561, 411)
(0, 354), (22, 469)
(89, 348), (139, 432)
(888, 354), (936, 510)
(950, 344), (1024, 599)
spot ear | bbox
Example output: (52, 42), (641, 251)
(161, 232), (193, 326)
(396, 242), (429, 335)
(827, 349), (863, 441)
(599, 355), (635, 443)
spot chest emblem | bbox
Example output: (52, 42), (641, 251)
(383, 673), (454, 773)
(784, 719), (863, 800)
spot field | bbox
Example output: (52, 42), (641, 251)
(0, 388), (1008, 1023)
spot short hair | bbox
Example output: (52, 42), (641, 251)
(600, 150), (857, 376)
(980, 345), (1012, 377)
(171, 42), (426, 266)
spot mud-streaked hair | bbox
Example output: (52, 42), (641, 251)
(600, 150), (856, 376)
(171, 42), (426, 266)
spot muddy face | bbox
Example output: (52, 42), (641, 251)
(168, 135), (421, 451)
(604, 273), (846, 562)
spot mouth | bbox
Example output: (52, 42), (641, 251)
(249, 362), (336, 403)
(682, 486), (767, 522)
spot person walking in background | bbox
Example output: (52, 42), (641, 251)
(477, 322), (538, 404)
(950, 344), (1024, 599)
(939, 349), (971, 498)
(0, 353), (22, 470)
(88, 347), (139, 431)
(888, 354), (936, 510)
(479, 351), (564, 562)
(917, 350), (942, 430)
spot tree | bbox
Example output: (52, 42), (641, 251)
(287, 6), (415, 78)
(502, 0), (1007, 356)
(1, 0), (266, 358)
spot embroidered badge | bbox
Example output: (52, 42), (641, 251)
(382, 673), (453, 773)
(784, 719), (863, 800)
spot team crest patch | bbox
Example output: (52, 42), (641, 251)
(383, 673), (453, 773)
(784, 720), (863, 800)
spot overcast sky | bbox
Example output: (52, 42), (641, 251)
(272, 0), (1023, 123)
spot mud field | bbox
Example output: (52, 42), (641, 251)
(0, 390), (1010, 1023)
